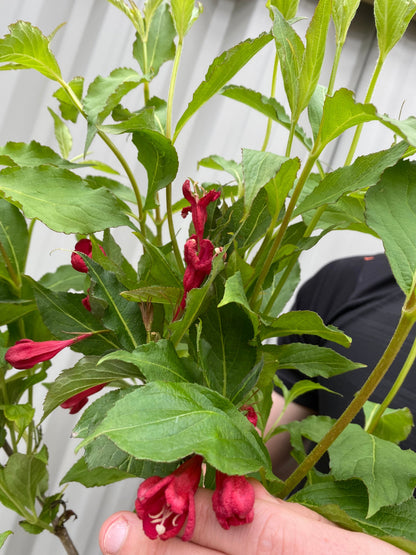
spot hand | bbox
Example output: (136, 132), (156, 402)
(99, 481), (404, 554)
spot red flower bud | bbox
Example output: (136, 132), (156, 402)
(5, 333), (92, 369)
(241, 405), (258, 427)
(135, 455), (203, 541)
(60, 383), (107, 414)
(71, 238), (106, 273)
(212, 471), (255, 530)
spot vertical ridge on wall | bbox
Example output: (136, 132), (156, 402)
(0, 1), (415, 553)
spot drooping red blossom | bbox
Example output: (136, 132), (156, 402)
(82, 295), (91, 311)
(212, 471), (255, 530)
(241, 405), (258, 427)
(173, 235), (215, 320)
(181, 180), (220, 245)
(135, 455), (203, 541)
(71, 238), (106, 273)
(5, 333), (93, 370)
(60, 383), (107, 414)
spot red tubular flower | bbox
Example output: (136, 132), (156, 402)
(212, 471), (255, 530)
(60, 383), (107, 414)
(4, 333), (93, 369)
(241, 405), (258, 427)
(181, 180), (220, 245)
(173, 236), (214, 320)
(135, 455), (203, 541)
(71, 238), (106, 273)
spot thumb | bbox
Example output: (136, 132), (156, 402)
(99, 512), (141, 555)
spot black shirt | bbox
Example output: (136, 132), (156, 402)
(278, 254), (416, 451)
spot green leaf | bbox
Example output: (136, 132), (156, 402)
(0, 21), (62, 81)
(100, 339), (195, 382)
(292, 479), (416, 551)
(363, 401), (414, 444)
(329, 424), (416, 517)
(284, 414), (334, 461)
(133, 1), (176, 77)
(218, 271), (259, 335)
(280, 379), (336, 407)
(271, 8), (304, 115)
(38, 265), (86, 293)
(170, 0), (197, 39)
(296, 141), (408, 214)
(0, 531), (12, 549)
(198, 154), (243, 186)
(262, 343), (365, 378)
(60, 456), (134, 487)
(0, 199), (28, 285)
(132, 129), (179, 209)
(375, 0), (416, 61)
(30, 278), (120, 353)
(42, 356), (141, 419)
(315, 88), (378, 152)
(242, 149), (287, 213)
(197, 298), (257, 398)
(366, 160), (416, 295)
(332, 0), (361, 44)
(77, 381), (273, 477)
(121, 285), (181, 305)
(83, 257), (146, 350)
(174, 33), (273, 140)
(220, 85), (312, 150)
(296, 0), (331, 119)
(48, 107), (72, 159)
(0, 141), (80, 169)
(53, 76), (84, 123)
(83, 68), (143, 125)
(0, 166), (132, 234)
(260, 310), (351, 347)
(0, 404), (35, 439)
(268, 0), (300, 19)
(0, 453), (47, 519)
(307, 84), (326, 140)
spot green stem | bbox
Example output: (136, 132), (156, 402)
(285, 120), (296, 158)
(57, 79), (146, 235)
(366, 333), (416, 434)
(344, 55), (384, 166)
(165, 38), (185, 271)
(250, 153), (318, 306)
(327, 42), (343, 97)
(279, 305), (416, 499)
(261, 53), (279, 152)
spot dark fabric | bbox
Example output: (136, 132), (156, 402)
(278, 253), (416, 452)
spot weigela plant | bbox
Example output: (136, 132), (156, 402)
(2, 0), (416, 553)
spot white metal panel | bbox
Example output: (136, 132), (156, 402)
(0, 1), (414, 553)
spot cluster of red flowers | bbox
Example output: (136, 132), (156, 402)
(135, 453), (255, 541)
(173, 180), (220, 320)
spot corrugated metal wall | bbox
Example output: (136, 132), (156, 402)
(0, 1), (415, 553)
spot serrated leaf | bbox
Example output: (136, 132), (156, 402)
(366, 160), (416, 295)
(262, 343), (365, 378)
(375, 0), (416, 61)
(121, 285), (180, 304)
(174, 33), (273, 140)
(0, 21), (61, 81)
(38, 265), (86, 293)
(132, 129), (178, 209)
(0, 198), (28, 285)
(220, 85), (313, 150)
(296, 141), (408, 214)
(133, 1), (176, 77)
(332, 0), (361, 44)
(100, 339), (194, 382)
(42, 356), (141, 419)
(0, 404), (35, 439)
(171, 0), (196, 38)
(260, 310), (351, 347)
(77, 381), (273, 477)
(329, 424), (416, 516)
(218, 271), (259, 334)
(0, 141), (80, 169)
(268, 0), (300, 19)
(0, 166), (132, 234)
(242, 149), (287, 213)
(198, 154), (243, 186)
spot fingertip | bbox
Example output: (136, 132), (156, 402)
(99, 511), (139, 555)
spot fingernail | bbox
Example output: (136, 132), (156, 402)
(103, 516), (129, 554)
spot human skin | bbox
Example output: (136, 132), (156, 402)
(99, 481), (405, 555)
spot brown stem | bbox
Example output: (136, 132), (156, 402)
(53, 514), (79, 555)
